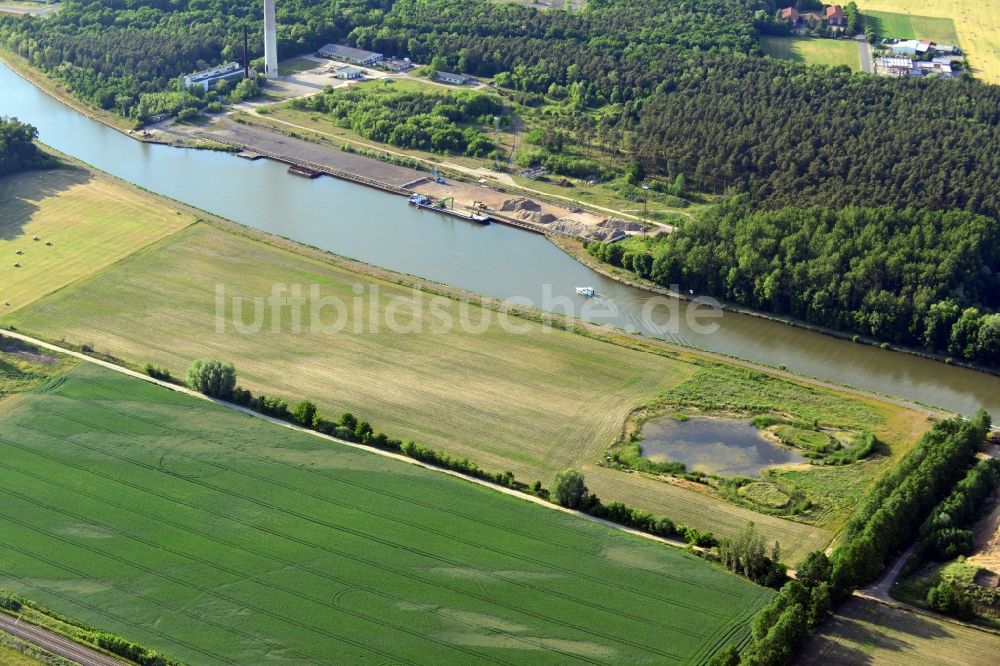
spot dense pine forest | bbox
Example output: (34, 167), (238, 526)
(0, 118), (53, 177)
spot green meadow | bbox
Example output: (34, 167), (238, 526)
(864, 10), (960, 44)
(0, 362), (772, 664)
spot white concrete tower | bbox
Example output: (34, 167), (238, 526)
(263, 0), (278, 78)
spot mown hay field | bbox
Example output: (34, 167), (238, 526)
(800, 597), (1000, 665)
(0, 363), (773, 664)
(857, 0), (1000, 83)
(760, 36), (861, 71)
(0, 169), (194, 312)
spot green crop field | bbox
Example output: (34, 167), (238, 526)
(800, 598), (1000, 665)
(863, 10), (960, 44)
(759, 36), (861, 71)
(0, 362), (772, 664)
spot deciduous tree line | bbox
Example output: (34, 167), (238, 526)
(589, 201), (1000, 367)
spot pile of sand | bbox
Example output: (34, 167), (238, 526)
(547, 218), (627, 241)
(598, 217), (646, 232)
(500, 197), (542, 213)
(516, 211), (558, 225)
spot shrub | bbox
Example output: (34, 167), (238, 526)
(186, 359), (236, 399)
(926, 580), (972, 619)
(291, 400), (318, 426)
(252, 395), (289, 419)
(231, 386), (253, 406)
(143, 363), (171, 381)
(0, 590), (22, 612)
(551, 469), (588, 508)
(707, 644), (739, 666)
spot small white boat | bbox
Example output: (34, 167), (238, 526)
(575, 287), (596, 297)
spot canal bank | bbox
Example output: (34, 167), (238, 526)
(2, 57), (998, 420)
(551, 235), (1000, 381)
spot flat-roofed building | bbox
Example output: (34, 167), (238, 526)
(183, 62), (245, 91)
(316, 43), (383, 65)
(334, 65), (364, 80)
(434, 71), (473, 85)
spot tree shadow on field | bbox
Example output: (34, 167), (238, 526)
(802, 600), (956, 664)
(0, 165), (92, 241)
(863, 15), (887, 39)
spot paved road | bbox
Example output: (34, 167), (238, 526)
(0, 612), (124, 666)
(859, 40), (874, 74)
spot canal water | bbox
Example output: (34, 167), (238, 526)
(2, 60), (997, 419)
(640, 417), (806, 478)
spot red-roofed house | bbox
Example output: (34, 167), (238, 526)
(825, 5), (846, 27)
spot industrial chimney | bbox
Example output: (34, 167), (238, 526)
(263, 0), (278, 78)
(242, 25), (249, 79)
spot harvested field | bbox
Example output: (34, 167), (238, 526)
(800, 597), (1000, 665)
(0, 169), (194, 312)
(968, 499), (1000, 575)
(2, 169), (936, 561)
(0, 363), (773, 664)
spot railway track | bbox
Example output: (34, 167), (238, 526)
(0, 612), (125, 666)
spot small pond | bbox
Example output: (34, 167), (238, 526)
(640, 417), (807, 478)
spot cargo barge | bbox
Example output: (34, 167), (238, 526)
(408, 194), (490, 224)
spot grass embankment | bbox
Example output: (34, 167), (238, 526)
(857, 0), (999, 82)
(0, 169), (195, 313)
(0, 336), (76, 405)
(759, 36), (862, 71)
(0, 361), (772, 664)
(254, 76), (514, 172)
(800, 597), (1000, 665)
(248, 76), (697, 222)
(0, 628), (71, 666)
